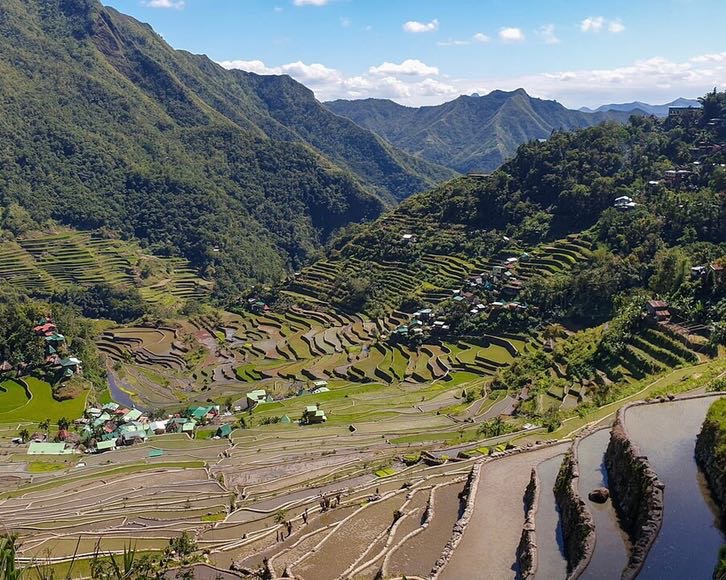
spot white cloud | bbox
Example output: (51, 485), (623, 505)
(340, 16), (351, 28)
(218, 51), (725, 108)
(691, 52), (726, 63)
(293, 0), (329, 5)
(143, 0), (184, 8)
(369, 59), (439, 77)
(219, 59), (276, 75)
(581, 16), (625, 34)
(608, 20), (625, 33)
(580, 16), (604, 32)
(438, 32), (490, 47)
(403, 19), (439, 33)
(419, 78), (457, 96)
(499, 27), (525, 42)
(536, 24), (560, 45)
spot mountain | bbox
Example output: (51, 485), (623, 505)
(579, 97), (701, 117)
(287, 101), (725, 319)
(325, 89), (636, 173)
(0, 0), (451, 302)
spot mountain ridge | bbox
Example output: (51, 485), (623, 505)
(579, 97), (701, 116)
(0, 0), (452, 301)
(325, 89), (637, 173)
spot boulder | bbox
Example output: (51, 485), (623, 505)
(588, 487), (610, 503)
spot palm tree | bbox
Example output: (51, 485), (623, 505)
(543, 323), (566, 340)
(57, 417), (70, 431)
(38, 419), (50, 436)
(492, 416), (505, 437)
(18, 429), (30, 443)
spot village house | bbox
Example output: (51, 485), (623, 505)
(614, 195), (637, 210)
(645, 300), (671, 322)
(247, 389), (271, 408)
(216, 424), (233, 438)
(27, 442), (75, 455)
(302, 404), (327, 424)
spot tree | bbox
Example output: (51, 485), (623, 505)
(57, 417), (70, 431)
(38, 419), (50, 435)
(18, 429), (29, 443)
(650, 247), (691, 295)
(0, 534), (22, 580)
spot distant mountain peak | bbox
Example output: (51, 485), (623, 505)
(579, 97), (701, 117)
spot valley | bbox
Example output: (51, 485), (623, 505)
(0, 1), (724, 578)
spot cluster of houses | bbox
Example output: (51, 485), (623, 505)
(26, 403), (229, 455)
(389, 257), (531, 344)
(245, 380), (331, 410)
(245, 381), (330, 425)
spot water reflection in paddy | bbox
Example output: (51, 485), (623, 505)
(533, 454), (567, 580)
(577, 427), (629, 579)
(625, 396), (724, 580)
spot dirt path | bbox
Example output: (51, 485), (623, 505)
(439, 443), (569, 580)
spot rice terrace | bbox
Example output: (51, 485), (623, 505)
(0, 1), (725, 578)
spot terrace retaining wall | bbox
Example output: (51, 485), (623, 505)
(605, 403), (665, 580)
(554, 449), (595, 579)
(430, 462), (481, 578)
(516, 467), (539, 579)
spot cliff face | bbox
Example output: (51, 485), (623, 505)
(554, 452), (595, 578)
(605, 413), (665, 579)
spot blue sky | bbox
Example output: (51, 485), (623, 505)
(104, 0), (725, 108)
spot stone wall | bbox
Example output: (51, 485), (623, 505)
(605, 407), (664, 580)
(554, 451), (595, 579)
(516, 467), (539, 579)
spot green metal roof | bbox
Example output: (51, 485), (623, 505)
(217, 424), (233, 437)
(148, 448), (164, 458)
(96, 440), (116, 451)
(27, 442), (73, 455)
(122, 409), (143, 422)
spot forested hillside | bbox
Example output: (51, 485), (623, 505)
(326, 89), (636, 173)
(287, 92), (726, 330)
(0, 0), (449, 302)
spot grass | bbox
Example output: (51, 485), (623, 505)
(375, 467), (396, 478)
(0, 379), (30, 413)
(26, 461), (72, 473)
(201, 513), (227, 522)
(0, 377), (88, 425)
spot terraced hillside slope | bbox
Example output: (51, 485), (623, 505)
(284, 110), (724, 322)
(0, 0), (451, 301)
(0, 229), (211, 309)
(326, 89), (636, 173)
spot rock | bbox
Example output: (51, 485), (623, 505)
(588, 487), (610, 503)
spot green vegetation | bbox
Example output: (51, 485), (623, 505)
(0, 378), (88, 424)
(0, 0), (453, 305)
(327, 89), (634, 173)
